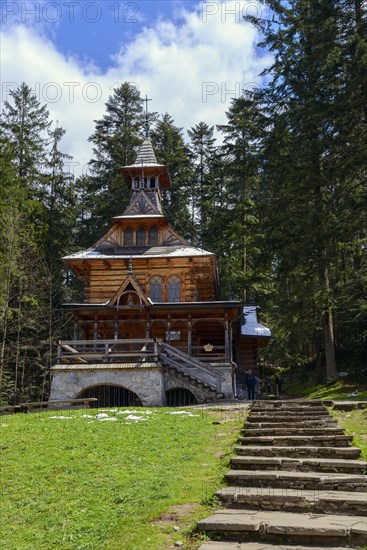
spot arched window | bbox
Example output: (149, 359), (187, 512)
(148, 227), (158, 246)
(137, 227), (146, 246)
(124, 227), (133, 246)
(134, 177), (139, 189)
(150, 276), (163, 303)
(167, 275), (181, 302)
(150, 176), (156, 188)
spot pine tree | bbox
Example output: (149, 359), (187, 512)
(0, 82), (51, 201)
(150, 114), (192, 238)
(187, 122), (217, 245)
(84, 83), (145, 241)
(217, 93), (268, 302)
(245, 0), (367, 379)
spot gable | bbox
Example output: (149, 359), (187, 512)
(107, 273), (150, 307)
(123, 190), (162, 216)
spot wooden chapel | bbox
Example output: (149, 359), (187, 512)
(50, 130), (271, 406)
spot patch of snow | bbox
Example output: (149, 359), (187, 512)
(125, 414), (148, 421)
(347, 392), (359, 397)
(99, 409), (118, 413)
(95, 413), (109, 419)
(99, 417), (118, 422)
(168, 411), (199, 417)
(1, 423), (8, 427)
(81, 414), (94, 418)
(50, 415), (73, 419)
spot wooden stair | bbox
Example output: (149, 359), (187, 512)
(159, 342), (224, 395)
(197, 400), (367, 549)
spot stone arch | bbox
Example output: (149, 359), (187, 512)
(165, 387), (197, 407)
(164, 373), (213, 404)
(76, 384), (142, 408)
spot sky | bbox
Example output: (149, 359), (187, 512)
(1, 0), (272, 176)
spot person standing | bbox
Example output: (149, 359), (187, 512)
(275, 375), (283, 397)
(265, 376), (272, 394)
(245, 370), (256, 400)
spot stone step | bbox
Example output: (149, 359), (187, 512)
(235, 446), (361, 459)
(253, 399), (326, 409)
(247, 420), (337, 428)
(230, 455), (367, 474)
(224, 469), (367, 491)
(250, 409), (330, 421)
(197, 509), (367, 545)
(198, 541), (355, 550)
(216, 486), (367, 516)
(242, 427), (345, 436)
(238, 435), (353, 447)
(251, 403), (327, 409)
(248, 414), (330, 422)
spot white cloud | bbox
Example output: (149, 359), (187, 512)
(0, 1), (272, 176)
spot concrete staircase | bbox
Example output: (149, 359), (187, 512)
(197, 400), (367, 549)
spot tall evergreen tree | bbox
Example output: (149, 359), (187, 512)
(187, 122), (217, 245)
(245, 0), (367, 378)
(150, 114), (192, 238)
(217, 93), (269, 302)
(0, 83), (51, 204)
(83, 83), (145, 241)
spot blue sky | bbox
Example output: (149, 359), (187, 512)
(1, 1), (271, 174)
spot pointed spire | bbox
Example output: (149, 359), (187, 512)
(143, 94), (152, 139)
(133, 139), (158, 166)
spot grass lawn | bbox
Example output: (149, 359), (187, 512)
(331, 408), (367, 462)
(287, 379), (367, 400)
(0, 406), (245, 550)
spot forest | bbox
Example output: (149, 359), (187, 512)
(0, 0), (366, 404)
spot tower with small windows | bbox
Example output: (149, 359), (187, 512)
(50, 126), (271, 407)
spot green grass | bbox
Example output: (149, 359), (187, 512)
(0, 406), (244, 550)
(331, 408), (367, 462)
(287, 379), (367, 400)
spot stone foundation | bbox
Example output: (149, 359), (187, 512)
(49, 361), (235, 407)
(49, 363), (165, 407)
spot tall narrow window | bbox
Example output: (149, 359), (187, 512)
(150, 176), (156, 188)
(150, 276), (163, 303)
(137, 227), (146, 246)
(148, 227), (158, 246)
(167, 275), (181, 302)
(124, 227), (133, 246)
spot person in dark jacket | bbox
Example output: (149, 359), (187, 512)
(275, 375), (283, 397)
(245, 370), (256, 400)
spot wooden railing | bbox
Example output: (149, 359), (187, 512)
(160, 342), (223, 392)
(57, 339), (159, 363)
(57, 339), (228, 365)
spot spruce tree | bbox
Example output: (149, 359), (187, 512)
(150, 114), (192, 238)
(187, 122), (217, 245)
(245, 0), (367, 379)
(84, 83), (145, 241)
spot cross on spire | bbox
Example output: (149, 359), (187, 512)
(143, 94), (152, 138)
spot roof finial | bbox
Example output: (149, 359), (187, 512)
(143, 94), (152, 138)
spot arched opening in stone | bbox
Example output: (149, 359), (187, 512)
(77, 385), (142, 408)
(165, 388), (197, 407)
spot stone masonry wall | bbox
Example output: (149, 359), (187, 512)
(49, 364), (165, 406)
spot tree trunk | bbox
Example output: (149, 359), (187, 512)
(323, 267), (337, 379)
